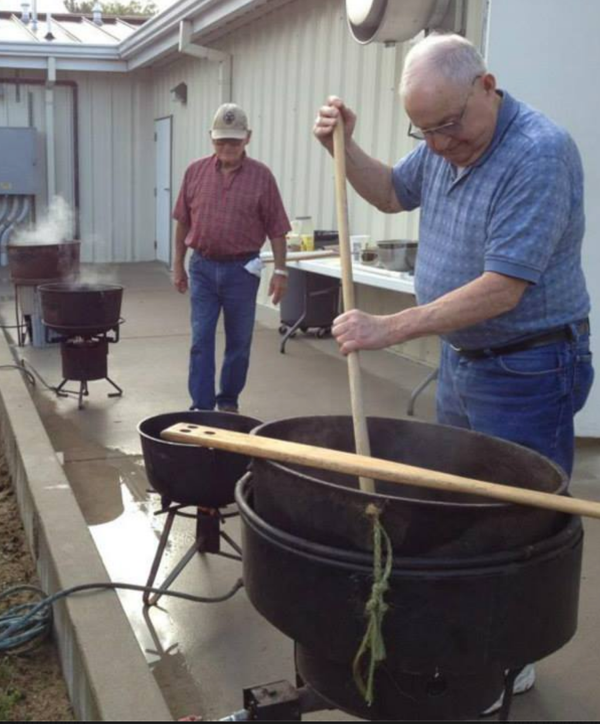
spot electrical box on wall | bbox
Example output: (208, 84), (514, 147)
(0, 127), (41, 195)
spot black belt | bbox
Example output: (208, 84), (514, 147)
(198, 251), (258, 262)
(454, 319), (590, 359)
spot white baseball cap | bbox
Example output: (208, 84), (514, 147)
(210, 103), (250, 140)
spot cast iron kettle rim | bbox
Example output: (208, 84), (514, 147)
(250, 415), (569, 511)
(236, 475), (583, 573)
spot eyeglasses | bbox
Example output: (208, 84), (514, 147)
(407, 75), (482, 141)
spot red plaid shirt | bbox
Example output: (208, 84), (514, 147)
(172, 154), (290, 255)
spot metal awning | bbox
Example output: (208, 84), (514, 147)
(0, 0), (293, 73)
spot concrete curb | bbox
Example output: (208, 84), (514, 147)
(0, 331), (172, 722)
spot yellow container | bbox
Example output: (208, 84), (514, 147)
(301, 235), (314, 252)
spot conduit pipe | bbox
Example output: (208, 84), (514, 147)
(0, 196), (31, 265)
(1, 197), (21, 246)
(178, 19), (232, 104)
(45, 57), (57, 200)
(2, 197), (31, 244)
(0, 196), (17, 264)
(0, 196), (8, 229)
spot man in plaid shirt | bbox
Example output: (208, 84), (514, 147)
(172, 103), (291, 413)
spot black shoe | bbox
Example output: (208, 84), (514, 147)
(218, 404), (239, 414)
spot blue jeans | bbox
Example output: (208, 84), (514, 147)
(436, 326), (594, 477)
(188, 253), (260, 411)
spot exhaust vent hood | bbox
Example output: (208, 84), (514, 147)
(346, 0), (466, 44)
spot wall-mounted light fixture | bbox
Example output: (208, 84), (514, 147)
(170, 82), (188, 105)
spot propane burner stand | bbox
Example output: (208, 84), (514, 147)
(46, 321), (124, 409)
(144, 500), (242, 607)
(37, 282), (125, 409)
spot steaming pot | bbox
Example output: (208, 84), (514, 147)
(7, 240), (80, 284)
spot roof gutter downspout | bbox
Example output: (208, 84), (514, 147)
(178, 19), (231, 103)
(45, 56), (57, 200)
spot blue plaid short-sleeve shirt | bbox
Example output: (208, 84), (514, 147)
(392, 91), (590, 349)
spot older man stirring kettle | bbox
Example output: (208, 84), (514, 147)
(314, 32), (593, 711)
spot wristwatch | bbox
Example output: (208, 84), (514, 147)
(274, 269), (289, 277)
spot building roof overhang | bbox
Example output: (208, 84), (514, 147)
(0, 0), (293, 73)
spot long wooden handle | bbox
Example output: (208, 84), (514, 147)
(160, 423), (600, 520)
(333, 119), (375, 494)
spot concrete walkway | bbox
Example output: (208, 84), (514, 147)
(1, 261), (600, 721)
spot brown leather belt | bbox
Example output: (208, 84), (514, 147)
(454, 318), (590, 359)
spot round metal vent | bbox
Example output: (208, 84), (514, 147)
(346, 0), (452, 44)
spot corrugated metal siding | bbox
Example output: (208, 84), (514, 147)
(157, 0), (486, 247)
(225, 0), (485, 241)
(225, 0), (419, 242)
(151, 0), (485, 365)
(0, 70), (155, 262)
(2, 0), (486, 267)
(154, 0), (421, 245)
(63, 71), (154, 263)
(53, 85), (75, 218)
(151, 54), (221, 199)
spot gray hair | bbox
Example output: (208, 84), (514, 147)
(400, 33), (487, 97)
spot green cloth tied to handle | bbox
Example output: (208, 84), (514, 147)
(352, 503), (394, 706)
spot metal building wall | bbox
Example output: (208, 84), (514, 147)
(59, 70), (155, 263)
(221, 0), (420, 242)
(2, 1), (487, 266)
(152, 0), (421, 244)
(155, 0), (486, 249)
(151, 0), (485, 366)
(0, 69), (155, 263)
(151, 54), (221, 206)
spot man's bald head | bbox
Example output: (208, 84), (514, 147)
(399, 34), (500, 168)
(400, 33), (487, 99)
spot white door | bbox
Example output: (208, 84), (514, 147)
(155, 117), (172, 265)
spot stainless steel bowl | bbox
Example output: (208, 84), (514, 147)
(376, 240), (418, 271)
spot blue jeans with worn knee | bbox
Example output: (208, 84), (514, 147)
(436, 326), (594, 477)
(188, 253), (260, 411)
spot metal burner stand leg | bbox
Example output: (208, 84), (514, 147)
(78, 380), (90, 409)
(14, 287), (25, 347)
(280, 311), (307, 354)
(144, 509), (177, 606)
(498, 667), (520, 722)
(55, 379), (70, 397)
(144, 506), (242, 608)
(196, 508), (243, 561)
(196, 509), (220, 553)
(144, 509), (205, 607)
(106, 376), (123, 398)
(407, 367), (439, 417)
